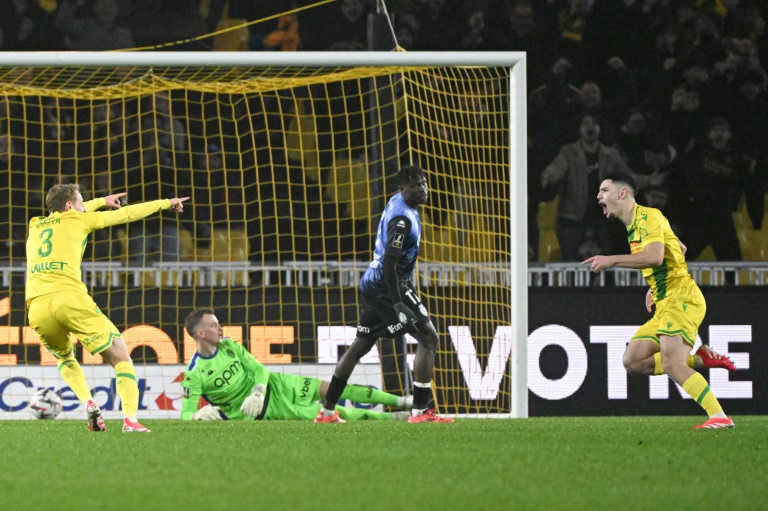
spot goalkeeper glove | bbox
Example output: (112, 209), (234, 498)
(394, 302), (418, 327)
(192, 404), (224, 421)
(240, 383), (267, 418)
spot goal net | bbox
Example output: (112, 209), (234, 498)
(0, 52), (526, 419)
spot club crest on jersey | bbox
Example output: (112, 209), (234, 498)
(394, 233), (404, 248)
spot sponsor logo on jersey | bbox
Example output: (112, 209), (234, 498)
(29, 261), (68, 274)
(214, 360), (242, 387)
(300, 377), (313, 398)
(386, 321), (405, 334)
(393, 233), (404, 248)
(357, 325), (370, 334)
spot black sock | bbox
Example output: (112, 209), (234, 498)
(412, 383), (431, 411)
(323, 375), (348, 410)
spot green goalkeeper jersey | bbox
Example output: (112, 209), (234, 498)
(181, 338), (270, 420)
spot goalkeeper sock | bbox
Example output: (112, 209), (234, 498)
(114, 361), (139, 419)
(323, 375), (348, 412)
(340, 384), (400, 407)
(682, 373), (724, 417)
(653, 352), (696, 375)
(58, 357), (93, 403)
(412, 381), (432, 411)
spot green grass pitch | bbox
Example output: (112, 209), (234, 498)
(1, 416), (765, 511)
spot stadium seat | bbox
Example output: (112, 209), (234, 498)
(538, 198), (558, 232)
(212, 18), (250, 52)
(324, 154), (372, 220)
(285, 100), (320, 183)
(463, 214), (496, 263)
(211, 228), (249, 261)
(539, 229), (561, 262)
(178, 228), (195, 261)
(113, 228), (127, 263)
(208, 228), (250, 286)
(420, 212), (459, 263)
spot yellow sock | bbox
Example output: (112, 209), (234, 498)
(58, 357), (93, 403)
(653, 353), (695, 375)
(682, 373), (723, 417)
(114, 361), (139, 418)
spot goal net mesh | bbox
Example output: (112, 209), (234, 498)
(0, 61), (512, 418)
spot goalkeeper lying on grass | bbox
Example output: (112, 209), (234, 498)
(181, 308), (413, 421)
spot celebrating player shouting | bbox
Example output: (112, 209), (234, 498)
(25, 183), (188, 432)
(582, 173), (736, 429)
(181, 308), (413, 421)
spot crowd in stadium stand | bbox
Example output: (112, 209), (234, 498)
(0, 0), (766, 265)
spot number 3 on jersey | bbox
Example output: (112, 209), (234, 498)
(38, 228), (53, 257)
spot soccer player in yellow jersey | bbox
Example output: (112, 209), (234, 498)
(582, 172), (737, 429)
(26, 183), (189, 433)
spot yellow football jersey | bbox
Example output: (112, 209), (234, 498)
(26, 198), (170, 302)
(626, 204), (692, 301)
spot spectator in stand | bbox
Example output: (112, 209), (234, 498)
(707, 37), (766, 111)
(529, 58), (584, 165)
(636, 134), (686, 232)
(615, 108), (652, 171)
(415, 0), (462, 51)
(301, 0), (369, 51)
(541, 111), (662, 261)
(393, 12), (419, 50)
(662, 83), (707, 153)
(0, 0), (65, 51)
(528, 58), (584, 259)
(720, 70), (768, 174)
(55, 0), (135, 51)
(489, 0), (553, 89)
(679, 117), (763, 263)
(576, 81), (617, 145)
(457, 7), (494, 51)
(555, 0), (596, 73)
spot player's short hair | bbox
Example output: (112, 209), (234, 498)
(46, 183), (80, 213)
(185, 308), (216, 338)
(603, 172), (637, 197)
(396, 164), (426, 187)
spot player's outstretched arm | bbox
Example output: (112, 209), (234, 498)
(103, 192), (127, 209)
(169, 197), (189, 213)
(96, 196), (190, 228)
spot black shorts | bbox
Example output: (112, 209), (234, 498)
(357, 282), (431, 338)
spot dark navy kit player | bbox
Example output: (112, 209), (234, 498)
(316, 165), (453, 423)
